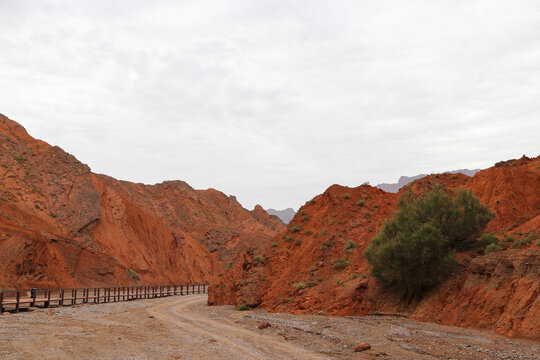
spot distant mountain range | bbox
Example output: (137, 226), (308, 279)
(267, 169), (482, 222)
(375, 168), (482, 193)
(266, 208), (296, 224)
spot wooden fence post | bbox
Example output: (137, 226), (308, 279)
(31, 288), (37, 307)
(60, 289), (64, 306)
(0, 291), (3, 313)
(15, 290), (20, 313)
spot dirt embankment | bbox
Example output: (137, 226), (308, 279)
(0, 114), (284, 289)
(209, 155), (540, 340)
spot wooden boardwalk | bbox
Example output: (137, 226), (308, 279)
(0, 284), (208, 313)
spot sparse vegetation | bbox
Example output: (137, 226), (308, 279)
(485, 243), (500, 254)
(235, 304), (250, 311)
(512, 233), (539, 248)
(365, 186), (493, 297)
(9, 152), (27, 164)
(126, 269), (141, 280)
(293, 238), (302, 246)
(328, 220), (335, 226)
(344, 240), (358, 253)
(501, 236), (515, 245)
(293, 282), (306, 290)
(332, 258), (350, 270)
(305, 229), (312, 235)
(253, 255), (265, 265)
(271, 242), (278, 247)
(357, 200), (365, 207)
(320, 229), (327, 236)
(283, 235), (292, 242)
(289, 225), (301, 233)
(344, 193), (351, 199)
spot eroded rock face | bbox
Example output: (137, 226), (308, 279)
(210, 155), (540, 339)
(0, 113), (284, 289)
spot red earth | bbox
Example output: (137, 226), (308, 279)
(209, 155), (540, 340)
(0, 114), (284, 289)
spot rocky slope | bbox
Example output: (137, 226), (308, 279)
(209, 156), (540, 340)
(0, 114), (284, 289)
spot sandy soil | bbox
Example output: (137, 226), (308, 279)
(0, 295), (538, 359)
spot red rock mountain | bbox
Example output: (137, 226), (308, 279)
(0, 114), (284, 289)
(209, 156), (540, 340)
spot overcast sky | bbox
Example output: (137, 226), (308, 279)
(1, 1), (539, 211)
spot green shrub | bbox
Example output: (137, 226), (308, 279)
(344, 240), (358, 253)
(344, 193), (351, 199)
(306, 281), (317, 288)
(502, 236), (515, 245)
(253, 255), (265, 265)
(235, 304), (250, 311)
(332, 258), (350, 270)
(283, 235), (292, 242)
(126, 269), (141, 280)
(290, 225), (301, 233)
(365, 186), (492, 297)
(470, 233), (498, 249)
(357, 200), (365, 207)
(294, 238), (302, 246)
(271, 242), (278, 247)
(320, 229), (327, 236)
(328, 220), (335, 226)
(305, 229), (313, 235)
(293, 282), (306, 290)
(485, 243), (500, 253)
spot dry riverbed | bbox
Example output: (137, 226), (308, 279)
(0, 294), (538, 359)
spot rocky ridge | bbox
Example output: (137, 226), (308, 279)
(209, 156), (540, 340)
(0, 114), (284, 289)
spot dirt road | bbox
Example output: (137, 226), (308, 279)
(0, 294), (538, 359)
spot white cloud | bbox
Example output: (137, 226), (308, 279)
(1, 0), (539, 210)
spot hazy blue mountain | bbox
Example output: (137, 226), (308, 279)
(266, 208), (296, 224)
(376, 168), (482, 193)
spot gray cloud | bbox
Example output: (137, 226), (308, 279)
(1, 0), (539, 210)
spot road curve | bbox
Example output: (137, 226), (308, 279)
(148, 295), (329, 360)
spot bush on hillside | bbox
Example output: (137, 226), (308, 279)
(365, 186), (493, 297)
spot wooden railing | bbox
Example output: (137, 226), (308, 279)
(0, 284), (208, 313)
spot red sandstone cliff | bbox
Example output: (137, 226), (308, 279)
(209, 156), (540, 340)
(0, 114), (284, 289)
